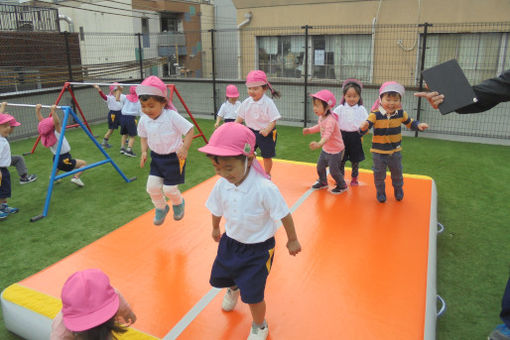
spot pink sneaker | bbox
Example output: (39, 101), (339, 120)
(350, 177), (359, 186)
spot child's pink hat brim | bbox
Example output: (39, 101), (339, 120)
(0, 114), (20, 126)
(136, 76), (168, 98)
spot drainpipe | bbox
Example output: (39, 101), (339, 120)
(58, 14), (74, 33)
(237, 11), (252, 79)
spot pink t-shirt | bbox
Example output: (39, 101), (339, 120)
(50, 289), (133, 340)
(308, 113), (344, 154)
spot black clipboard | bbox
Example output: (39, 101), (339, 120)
(422, 59), (478, 114)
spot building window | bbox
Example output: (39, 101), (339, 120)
(141, 18), (150, 48)
(257, 34), (372, 81)
(423, 32), (510, 84)
(161, 12), (182, 33)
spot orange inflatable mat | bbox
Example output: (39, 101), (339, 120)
(1, 159), (439, 339)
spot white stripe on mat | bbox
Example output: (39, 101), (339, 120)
(163, 187), (315, 340)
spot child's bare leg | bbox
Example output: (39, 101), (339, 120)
(73, 159), (86, 178)
(263, 158), (272, 176)
(127, 135), (136, 149)
(121, 134), (127, 147)
(104, 129), (113, 139)
(248, 300), (266, 325)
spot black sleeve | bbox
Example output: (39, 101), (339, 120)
(456, 69), (510, 114)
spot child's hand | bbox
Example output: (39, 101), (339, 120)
(418, 123), (429, 131)
(287, 239), (301, 256)
(176, 146), (188, 160)
(259, 127), (269, 137)
(309, 141), (321, 150)
(0, 102), (6, 113)
(35, 104), (42, 110)
(302, 128), (309, 135)
(214, 122), (219, 129)
(93, 84), (100, 90)
(140, 151), (147, 168)
(212, 228), (221, 242)
(359, 121), (369, 131)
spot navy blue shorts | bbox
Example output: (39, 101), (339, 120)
(250, 128), (277, 158)
(107, 110), (121, 130)
(210, 234), (275, 304)
(0, 168), (11, 199)
(149, 151), (185, 185)
(224, 118), (236, 123)
(53, 152), (77, 172)
(120, 115), (138, 136)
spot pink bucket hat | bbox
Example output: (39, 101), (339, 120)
(246, 70), (269, 87)
(198, 122), (269, 179)
(136, 76), (168, 98)
(225, 84), (239, 98)
(371, 81), (405, 111)
(37, 117), (57, 147)
(310, 89), (336, 108)
(61, 268), (120, 332)
(126, 86), (138, 103)
(109, 82), (121, 95)
(340, 78), (363, 105)
(0, 113), (20, 127)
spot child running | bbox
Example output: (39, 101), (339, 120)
(136, 76), (194, 225)
(50, 268), (136, 340)
(198, 122), (301, 340)
(0, 112), (21, 219)
(360, 81), (429, 203)
(303, 90), (347, 194)
(235, 70), (281, 177)
(94, 83), (125, 149)
(333, 79), (368, 186)
(120, 86), (140, 157)
(36, 104), (87, 187)
(214, 84), (241, 128)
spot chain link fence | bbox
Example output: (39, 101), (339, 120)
(1, 21), (509, 143)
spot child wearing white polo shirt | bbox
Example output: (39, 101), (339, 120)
(199, 122), (301, 340)
(136, 76), (194, 225)
(120, 86), (141, 157)
(235, 70), (281, 177)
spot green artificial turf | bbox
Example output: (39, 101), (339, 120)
(1, 118), (509, 339)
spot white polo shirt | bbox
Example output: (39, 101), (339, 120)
(121, 100), (141, 116)
(137, 109), (193, 155)
(206, 167), (290, 244)
(0, 137), (11, 167)
(106, 94), (126, 111)
(333, 103), (368, 132)
(236, 94), (281, 131)
(217, 101), (241, 120)
(49, 131), (71, 155)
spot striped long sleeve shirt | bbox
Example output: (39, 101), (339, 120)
(361, 107), (420, 154)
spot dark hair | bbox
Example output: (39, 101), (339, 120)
(343, 83), (362, 105)
(380, 91), (401, 100)
(206, 154), (246, 164)
(261, 84), (281, 99)
(73, 316), (127, 340)
(138, 94), (167, 104)
(312, 98), (331, 116)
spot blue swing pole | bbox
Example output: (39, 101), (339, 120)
(30, 106), (136, 222)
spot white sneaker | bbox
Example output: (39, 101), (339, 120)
(247, 323), (269, 340)
(71, 177), (84, 187)
(221, 287), (240, 311)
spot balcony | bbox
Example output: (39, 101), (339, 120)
(0, 4), (59, 32)
(157, 32), (187, 57)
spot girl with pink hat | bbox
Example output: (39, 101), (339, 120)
(93, 83), (125, 149)
(214, 84), (241, 129)
(35, 104), (87, 187)
(50, 268), (136, 339)
(332, 79), (368, 186)
(303, 89), (348, 194)
(119, 86), (141, 157)
(359, 81), (429, 203)
(136, 76), (194, 225)
(235, 70), (281, 177)
(0, 109), (21, 218)
(198, 122), (301, 340)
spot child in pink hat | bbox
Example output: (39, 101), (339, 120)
(198, 122), (301, 340)
(214, 84), (241, 129)
(136, 76), (194, 225)
(360, 81), (429, 202)
(303, 89), (348, 194)
(0, 110), (21, 218)
(332, 79), (368, 186)
(50, 268), (136, 340)
(93, 83), (125, 149)
(35, 104), (87, 187)
(119, 86), (141, 157)
(235, 70), (282, 177)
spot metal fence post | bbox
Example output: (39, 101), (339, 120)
(302, 25), (311, 127)
(210, 29), (218, 117)
(415, 22), (432, 137)
(136, 33), (144, 80)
